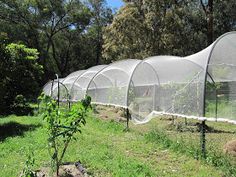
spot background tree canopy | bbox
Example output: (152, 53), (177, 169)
(103, 0), (236, 62)
(0, 0), (112, 80)
(0, 0), (236, 114)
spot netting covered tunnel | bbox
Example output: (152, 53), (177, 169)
(43, 32), (236, 124)
(128, 56), (205, 123)
(87, 59), (141, 108)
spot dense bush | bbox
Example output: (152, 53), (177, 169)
(10, 95), (33, 116)
(0, 43), (43, 115)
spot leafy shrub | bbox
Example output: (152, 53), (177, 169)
(0, 43), (43, 115)
(41, 94), (91, 176)
(10, 95), (33, 116)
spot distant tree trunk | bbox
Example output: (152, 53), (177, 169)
(96, 42), (101, 65)
(96, 30), (102, 65)
(201, 0), (214, 45)
(207, 0), (213, 44)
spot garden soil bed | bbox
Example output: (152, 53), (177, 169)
(35, 162), (87, 177)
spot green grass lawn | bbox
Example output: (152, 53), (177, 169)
(0, 113), (229, 177)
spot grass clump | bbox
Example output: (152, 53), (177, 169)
(145, 129), (199, 158)
(21, 150), (36, 177)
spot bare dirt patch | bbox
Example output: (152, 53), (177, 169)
(34, 162), (87, 177)
(93, 105), (127, 122)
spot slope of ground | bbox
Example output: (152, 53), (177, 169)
(0, 113), (225, 177)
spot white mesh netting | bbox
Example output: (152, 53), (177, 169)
(87, 59), (141, 107)
(43, 32), (236, 124)
(70, 65), (107, 101)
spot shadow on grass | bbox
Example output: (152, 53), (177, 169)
(0, 121), (42, 141)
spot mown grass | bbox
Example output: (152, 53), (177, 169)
(0, 114), (225, 177)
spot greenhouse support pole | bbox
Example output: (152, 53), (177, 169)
(153, 84), (157, 110)
(126, 108), (130, 130)
(68, 98), (71, 110)
(215, 88), (218, 121)
(51, 79), (54, 97)
(56, 74), (60, 110)
(200, 120), (206, 159)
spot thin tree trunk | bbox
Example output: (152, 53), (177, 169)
(208, 0), (213, 44)
(200, 0), (214, 45)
